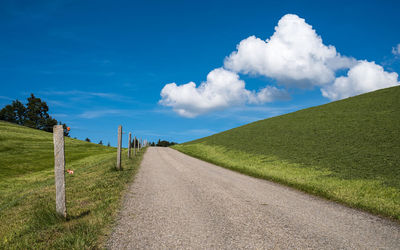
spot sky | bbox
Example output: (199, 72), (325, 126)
(1, 0), (399, 146)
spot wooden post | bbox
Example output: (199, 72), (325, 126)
(53, 125), (67, 218)
(117, 125), (122, 170)
(128, 132), (132, 159)
(134, 136), (136, 156)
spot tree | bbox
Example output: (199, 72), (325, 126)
(0, 100), (26, 125)
(0, 94), (70, 136)
(156, 139), (177, 147)
(99, 140), (103, 145)
(85, 138), (91, 142)
(25, 94), (52, 131)
(107, 142), (110, 147)
(61, 122), (70, 137)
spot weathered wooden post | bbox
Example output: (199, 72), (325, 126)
(134, 136), (136, 156)
(53, 125), (67, 219)
(128, 132), (132, 159)
(117, 125), (122, 170)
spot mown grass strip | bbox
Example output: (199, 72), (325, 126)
(0, 121), (147, 248)
(0, 149), (146, 249)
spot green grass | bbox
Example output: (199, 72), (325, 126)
(0, 121), (146, 248)
(173, 86), (400, 221)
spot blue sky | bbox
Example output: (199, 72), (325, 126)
(1, 0), (399, 146)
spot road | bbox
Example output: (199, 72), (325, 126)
(108, 147), (400, 249)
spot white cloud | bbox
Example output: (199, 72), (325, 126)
(160, 13), (399, 117)
(159, 68), (288, 117)
(321, 60), (399, 100)
(248, 86), (290, 104)
(225, 14), (355, 88)
(160, 68), (250, 117)
(392, 44), (400, 55)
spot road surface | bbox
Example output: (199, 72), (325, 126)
(108, 147), (400, 249)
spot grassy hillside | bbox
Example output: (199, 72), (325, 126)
(173, 86), (400, 220)
(0, 121), (145, 248)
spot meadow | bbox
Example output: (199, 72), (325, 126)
(173, 86), (400, 220)
(0, 121), (145, 248)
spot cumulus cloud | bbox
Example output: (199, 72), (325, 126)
(392, 44), (400, 55)
(321, 60), (399, 100)
(160, 68), (250, 117)
(160, 14), (399, 117)
(224, 14), (355, 88)
(160, 68), (288, 117)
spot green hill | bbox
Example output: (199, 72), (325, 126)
(173, 86), (400, 220)
(0, 121), (145, 248)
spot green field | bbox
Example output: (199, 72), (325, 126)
(173, 86), (400, 220)
(0, 121), (145, 248)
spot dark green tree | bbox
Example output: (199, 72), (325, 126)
(85, 138), (91, 142)
(99, 140), (103, 145)
(0, 94), (70, 136)
(24, 94), (52, 131)
(61, 123), (70, 137)
(0, 100), (26, 125)
(156, 139), (177, 147)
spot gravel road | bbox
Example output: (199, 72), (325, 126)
(108, 147), (400, 249)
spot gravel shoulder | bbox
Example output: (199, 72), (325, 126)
(108, 147), (400, 249)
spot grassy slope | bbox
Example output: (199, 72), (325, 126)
(173, 86), (400, 220)
(0, 121), (145, 248)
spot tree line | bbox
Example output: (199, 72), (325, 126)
(0, 94), (70, 136)
(154, 139), (177, 147)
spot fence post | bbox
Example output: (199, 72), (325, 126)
(117, 125), (122, 170)
(134, 136), (136, 156)
(128, 132), (132, 159)
(53, 125), (67, 219)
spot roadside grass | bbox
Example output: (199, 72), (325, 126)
(172, 86), (400, 221)
(0, 121), (116, 180)
(0, 121), (146, 248)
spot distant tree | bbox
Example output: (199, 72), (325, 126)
(131, 138), (140, 148)
(25, 94), (53, 131)
(0, 94), (69, 136)
(156, 139), (177, 147)
(151, 142), (155, 146)
(85, 138), (91, 142)
(60, 122), (70, 137)
(107, 142), (110, 147)
(0, 100), (27, 125)
(98, 140), (103, 145)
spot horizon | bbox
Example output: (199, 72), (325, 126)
(1, 0), (399, 146)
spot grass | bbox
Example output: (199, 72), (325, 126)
(173, 86), (400, 221)
(0, 121), (146, 248)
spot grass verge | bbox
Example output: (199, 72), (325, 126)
(173, 144), (399, 221)
(0, 121), (147, 248)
